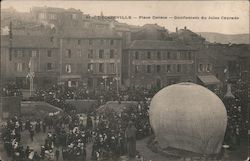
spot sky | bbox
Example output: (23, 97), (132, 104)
(1, 0), (249, 34)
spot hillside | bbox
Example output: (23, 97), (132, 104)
(198, 32), (249, 44)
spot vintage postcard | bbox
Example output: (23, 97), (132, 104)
(1, 1), (249, 161)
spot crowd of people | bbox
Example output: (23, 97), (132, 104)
(1, 80), (248, 160)
(222, 82), (248, 150)
(2, 116), (45, 161)
(1, 84), (152, 161)
(1, 83), (22, 97)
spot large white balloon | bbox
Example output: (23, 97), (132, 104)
(149, 83), (227, 154)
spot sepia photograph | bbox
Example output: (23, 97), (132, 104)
(0, 1), (249, 161)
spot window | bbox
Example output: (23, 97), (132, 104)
(135, 51), (139, 60)
(47, 63), (52, 70)
(77, 49), (82, 57)
(110, 49), (114, 58)
(16, 63), (22, 72)
(17, 50), (22, 57)
(65, 64), (72, 73)
(167, 65), (171, 72)
(87, 63), (93, 71)
(100, 39), (104, 45)
(156, 65), (161, 73)
(167, 52), (171, 59)
(157, 51), (161, 59)
(135, 65), (139, 74)
(77, 39), (81, 45)
(88, 49), (93, 58)
(32, 50), (37, 57)
(66, 49), (71, 58)
(147, 65), (151, 73)
(47, 50), (52, 57)
(147, 52), (151, 59)
(176, 51), (181, 59)
(110, 40), (114, 45)
(99, 63), (104, 73)
(177, 64), (181, 72)
(89, 40), (93, 45)
(110, 63), (115, 73)
(99, 50), (104, 58)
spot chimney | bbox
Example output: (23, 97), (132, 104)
(184, 26), (187, 30)
(176, 27), (178, 33)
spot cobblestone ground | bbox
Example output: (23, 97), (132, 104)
(0, 130), (248, 161)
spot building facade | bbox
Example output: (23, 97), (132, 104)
(1, 6), (249, 93)
(57, 30), (122, 89)
(122, 40), (197, 89)
(1, 35), (59, 89)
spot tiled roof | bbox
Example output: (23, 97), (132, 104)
(142, 24), (166, 31)
(57, 28), (121, 39)
(178, 29), (204, 39)
(1, 35), (58, 48)
(129, 40), (195, 50)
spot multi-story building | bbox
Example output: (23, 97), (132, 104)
(171, 26), (206, 47)
(30, 6), (84, 26)
(195, 46), (220, 90)
(1, 35), (59, 89)
(122, 40), (197, 89)
(2, 6), (248, 93)
(56, 27), (122, 89)
(202, 44), (250, 83)
(170, 27), (221, 90)
(131, 24), (172, 41)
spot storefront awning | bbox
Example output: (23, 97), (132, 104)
(197, 75), (220, 85)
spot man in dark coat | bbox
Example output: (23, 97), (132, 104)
(125, 121), (137, 158)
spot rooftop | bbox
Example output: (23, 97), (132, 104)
(57, 27), (121, 39)
(1, 35), (58, 48)
(129, 40), (196, 50)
